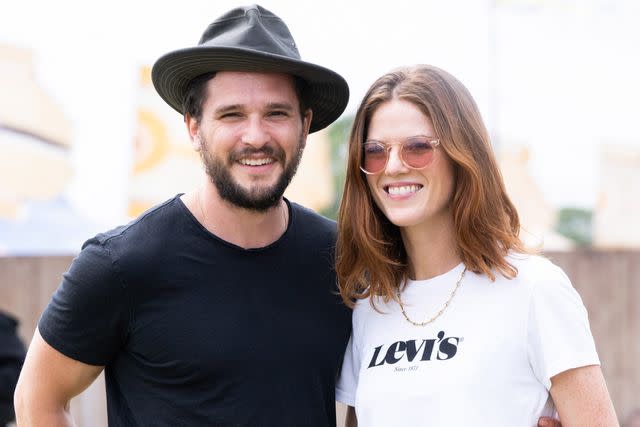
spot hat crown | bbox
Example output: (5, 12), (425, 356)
(198, 5), (300, 60)
(151, 3), (349, 133)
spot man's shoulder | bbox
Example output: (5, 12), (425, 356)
(84, 195), (185, 257)
(290, 201), (336, 233)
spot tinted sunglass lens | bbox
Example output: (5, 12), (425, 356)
(403, 140), (434, 168)
(363, 143), (386, 173)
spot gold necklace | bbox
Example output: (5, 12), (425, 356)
(397, 267), (467, 327)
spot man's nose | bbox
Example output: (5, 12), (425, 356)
(241, 116), (270, 148)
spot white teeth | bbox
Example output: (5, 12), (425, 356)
(387, 185), (421, 196)
(239, 158), (274, 166)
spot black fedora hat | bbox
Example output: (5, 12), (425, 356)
(152, 4), (349, 133)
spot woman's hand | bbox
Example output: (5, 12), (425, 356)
(539, 417), (562, 427)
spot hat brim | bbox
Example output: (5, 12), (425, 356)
(151, 47), (349, 133)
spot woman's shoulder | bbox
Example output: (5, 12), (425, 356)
(507, 252), (567, 280)
(505, 252), (574, 295)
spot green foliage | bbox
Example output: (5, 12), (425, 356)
(554, 207), (593, 247)
(319, 115), (354, 220)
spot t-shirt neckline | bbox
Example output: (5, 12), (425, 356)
(174, 193), (293, 253)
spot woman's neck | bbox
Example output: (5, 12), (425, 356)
(400, 213), (461, 280)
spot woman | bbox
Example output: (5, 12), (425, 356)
(335, 65), (618, 426)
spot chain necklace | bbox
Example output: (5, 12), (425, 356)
(397, 267), (467, 327)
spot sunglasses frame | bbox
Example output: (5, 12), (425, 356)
(359, 136), (441, 175)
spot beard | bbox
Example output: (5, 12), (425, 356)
(199, 134), (306, 212)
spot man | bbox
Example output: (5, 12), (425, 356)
(1, 311), (25, 426)
(14, 5), (351, 426)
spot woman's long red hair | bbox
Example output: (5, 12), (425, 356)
(336, 65), (529, 308)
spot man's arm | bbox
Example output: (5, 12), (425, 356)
(549, 364), (619, 427)
(14, 328), (103, 427)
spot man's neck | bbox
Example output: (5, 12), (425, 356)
(181, 185), (288, 250)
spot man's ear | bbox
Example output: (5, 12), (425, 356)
(185, 113), (202, 152)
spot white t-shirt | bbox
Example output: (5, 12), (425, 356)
(336, 255), (599, 427)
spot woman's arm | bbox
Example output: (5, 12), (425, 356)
(550, 365), (618, 427)
(345, 406), (357, 427)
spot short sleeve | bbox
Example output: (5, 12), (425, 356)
(527, 262), (600, 390)
(336, 332), (359, 406)
(337, 299), (368, 407)
(38, 238), (130, 366)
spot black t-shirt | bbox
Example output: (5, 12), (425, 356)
(39, 196), (351, 426)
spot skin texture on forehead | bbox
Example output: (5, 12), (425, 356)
(203, 71), (301, 116)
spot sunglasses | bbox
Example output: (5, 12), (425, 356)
(360, 136), (441, 175)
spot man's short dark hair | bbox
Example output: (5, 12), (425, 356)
(182, 73), (310, 123)
(182, 72), (217, 123)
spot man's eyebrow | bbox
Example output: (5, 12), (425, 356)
(213, 103), (295, 115)
(214, 104), (243, 115)
(266, 102), (295, 111)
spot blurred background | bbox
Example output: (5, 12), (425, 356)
(0, 0), (638, 425)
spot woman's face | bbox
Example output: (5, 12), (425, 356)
(364, 99), (456, 232)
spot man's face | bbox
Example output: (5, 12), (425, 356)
(190, 71), (312, 211)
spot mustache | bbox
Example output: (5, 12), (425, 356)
(230, 145), (284, 162)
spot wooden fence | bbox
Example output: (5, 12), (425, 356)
(0, 256), (107, 425)
(1, 251), (638, 425)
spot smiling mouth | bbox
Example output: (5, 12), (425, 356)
(238, 157), (276, 166)
(385, 184), (423, 196)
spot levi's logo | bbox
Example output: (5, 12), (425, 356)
(367, 331), (461, 368)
